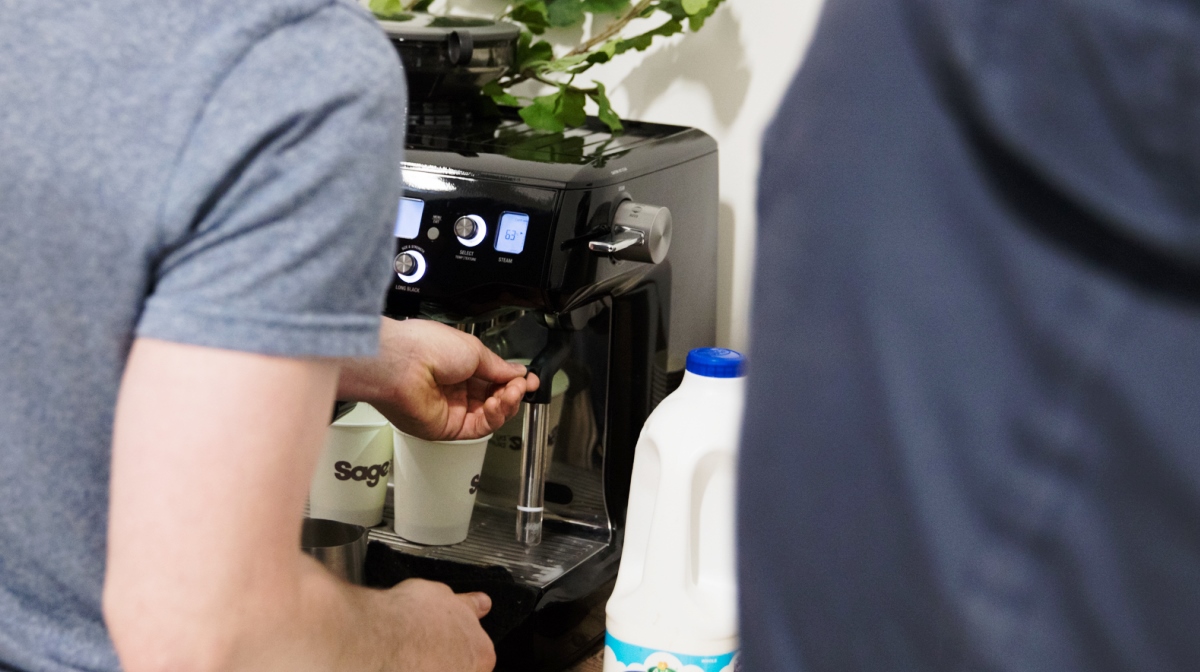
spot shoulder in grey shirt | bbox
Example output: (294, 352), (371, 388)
(0, 1), (405, 668)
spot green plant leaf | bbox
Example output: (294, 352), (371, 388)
(519, 86), (590, 132)
(511, 1), (550, 34)
(520, 92), (567, 132)
(482, 81), (521, 107)
(546, 0), (585, 27)
(369, 0), (407, 19)
(685, 0), (724, 30)
(615, 33), (650, 53)
(516, 34), (555, 70)
(588, 81), (624, 133)
(546, 53), (591, 72)
(656, 0), (689, 20)
(586, 40), (618, 64)
(581, 0), (631, 12)
(560, 87), (588, 127)
(369, 0), (399, 14)
(476, 0), (722, 133)
(408, 0), (434, 10)
(614, 18), (683, 54)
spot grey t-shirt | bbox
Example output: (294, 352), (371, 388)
(0, 1), (405, 669)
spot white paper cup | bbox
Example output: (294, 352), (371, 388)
(479, 361), (569, 502)
(308, 403), (392, 527)
(392, 430), (491, 545)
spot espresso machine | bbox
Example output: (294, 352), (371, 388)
(359, 14), (719, 670)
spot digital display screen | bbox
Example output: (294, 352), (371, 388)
(494, 212), (529, 255)
(394, 198), (424, 239)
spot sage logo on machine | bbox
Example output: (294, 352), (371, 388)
(333, 460), (391, 487)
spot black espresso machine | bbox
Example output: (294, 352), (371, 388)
(359, 14), (718, 670)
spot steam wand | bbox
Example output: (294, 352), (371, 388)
(516, 329), (572, 547)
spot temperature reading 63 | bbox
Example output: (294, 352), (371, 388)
(494, 212), (529, 255)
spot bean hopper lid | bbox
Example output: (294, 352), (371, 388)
(376, 13), (521, 44)
(376, 13), (520, 126)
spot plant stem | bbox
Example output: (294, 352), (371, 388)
(565, 0), (655, 57)
(493, 0), (658, 90)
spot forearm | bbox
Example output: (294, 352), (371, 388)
(105, 554), (397, 672)
(105, 340), (389, 671)
(105, 338), (491, 672)
(212, 558), (397, 671)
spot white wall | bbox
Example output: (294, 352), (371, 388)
(582, 0), (826, 351)
(424, 0), (827, 350)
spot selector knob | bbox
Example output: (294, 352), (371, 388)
(394, 250), (427, 283)
(588, 201), (672, 264)
(453, 214), (487, 247)
(394, 253), (415, 276)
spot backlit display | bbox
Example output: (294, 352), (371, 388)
(494, 212), (529, 254)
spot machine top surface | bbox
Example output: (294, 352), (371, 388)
(404, 111), (717, 189)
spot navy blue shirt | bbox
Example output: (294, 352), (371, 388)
(738, 0), (1200, 670)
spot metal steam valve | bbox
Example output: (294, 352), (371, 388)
(588, 201), (672, 264)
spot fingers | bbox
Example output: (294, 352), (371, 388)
(469, 340), (529, 385)
(459, 591), (492, 619)
(384, 580), (495, 672)
(501, 375), (530, 411)
(473, 378), (526, 437)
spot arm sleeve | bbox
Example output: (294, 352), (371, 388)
(138, 3), (406, 359)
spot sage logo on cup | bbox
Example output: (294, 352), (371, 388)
(488, 426), (559, 452)
(308, 403), (393, 528)
(333, 460), (391, 487)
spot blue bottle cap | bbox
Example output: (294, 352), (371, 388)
(685, 347), (746, 378)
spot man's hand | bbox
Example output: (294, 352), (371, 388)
(338, 318), (539, 441)
(366, 578), (495, 672)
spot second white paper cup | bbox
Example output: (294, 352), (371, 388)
(392, 430), (491, 545)
(308, 403), (392, 527)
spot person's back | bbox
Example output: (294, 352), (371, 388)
(739, 0), (1200, 670)
(0, 1), (404, 668)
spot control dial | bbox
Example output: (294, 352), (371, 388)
(394, 250), (427, 283)
(588, 201), (672, 264)
(453, 214), (487, 247)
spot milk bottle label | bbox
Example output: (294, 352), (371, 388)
(604, 633), (738, 672)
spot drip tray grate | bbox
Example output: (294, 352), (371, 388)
(368, 500), (610, 588)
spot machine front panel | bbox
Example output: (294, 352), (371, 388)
(387, 169), (560, 316)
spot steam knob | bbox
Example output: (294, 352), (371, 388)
(453, 215), (487, 247)
(588, 201), (672, 264)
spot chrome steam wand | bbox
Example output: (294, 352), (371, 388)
(516, 330), (571, 547)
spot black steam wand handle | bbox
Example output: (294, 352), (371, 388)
(523, 330), (571, 404)
(516, 329), (572, 546)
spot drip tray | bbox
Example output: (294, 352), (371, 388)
(368, 498), (610, 589)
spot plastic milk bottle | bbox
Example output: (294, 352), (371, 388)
(604, 348), (745, 672)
